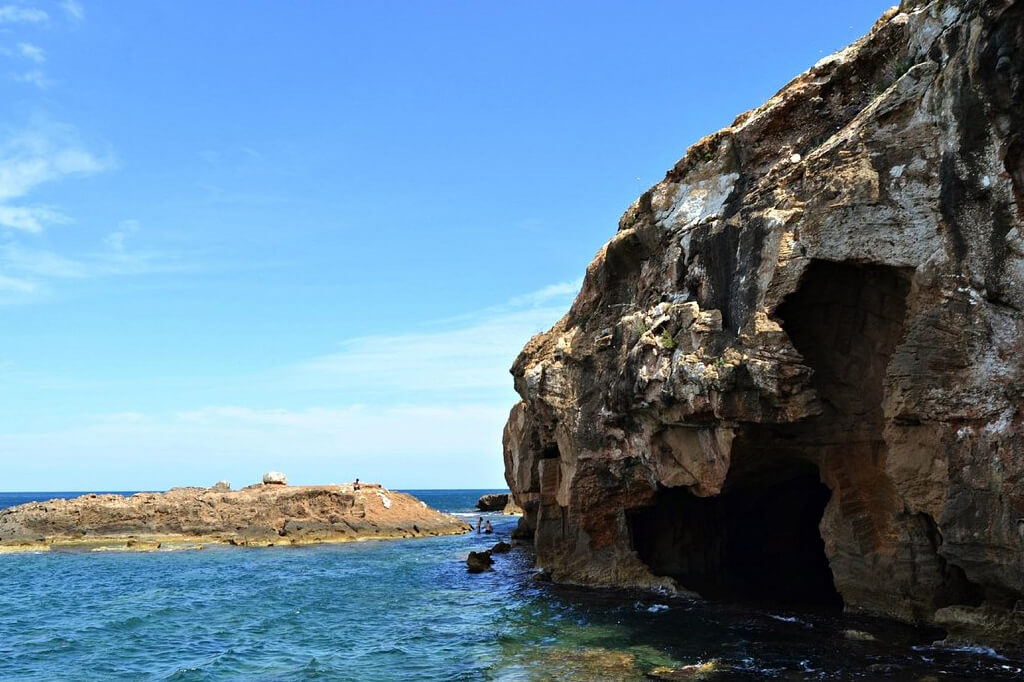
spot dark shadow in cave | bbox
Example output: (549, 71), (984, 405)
(630, 455), (842, 610)
(630, 260), (914, 611)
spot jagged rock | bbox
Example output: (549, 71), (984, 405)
(477, 493), (509, 511)
(467, 550), (494, 573)
(262, 471), (287, 485)
(491, 541), (512, 554)
(503, 0), (1024, 645)
(0, 484), (471, 551)
(477, 492), (524, 515)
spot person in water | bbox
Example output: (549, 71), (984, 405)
(484, 520), (493, 534)
(476, 517), (483, 534)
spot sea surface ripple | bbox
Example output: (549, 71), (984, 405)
(1, 490), (1021, 681)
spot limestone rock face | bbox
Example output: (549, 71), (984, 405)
(0, 485), (470, 550)
(503, 0), (1024, 643)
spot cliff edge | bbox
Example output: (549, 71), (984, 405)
(503, 0), (1024, 645)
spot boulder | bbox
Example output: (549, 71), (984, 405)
(491, 541), (512, 554)
(476, 493), (509, 511)
(261, 471), (287, 485)
(466, 550), (494, 573)
(211, 480), (231, 492)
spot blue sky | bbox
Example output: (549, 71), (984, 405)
(0, 0), (895, 490)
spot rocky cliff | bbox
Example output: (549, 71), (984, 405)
(503, 0), (1024, 645)
(0, 483), (470, 551)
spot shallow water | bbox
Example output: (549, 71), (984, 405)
(1, 490), (1021, 681)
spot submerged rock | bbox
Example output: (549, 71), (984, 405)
(503, 0), (1024, 645)
(0, 484), (471, 551)
(647, 661), (720, 680)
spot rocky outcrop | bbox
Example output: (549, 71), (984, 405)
(504, 0), (1024, 645)
(477, 493), (508, 511)
(262, 471), (287, 485)
(466, 550), (495, 573)
(476, 492), (524, 514)
(0, 483), (470, 551)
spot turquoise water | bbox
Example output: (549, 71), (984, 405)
(1, 490), (1021, 681)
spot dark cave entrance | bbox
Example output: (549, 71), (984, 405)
(630, 455), (842, 609)
(631, 260), (913, 611)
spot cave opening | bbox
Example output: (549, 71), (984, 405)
(630, 260), (913, 611)
(630, 454), (842, 610)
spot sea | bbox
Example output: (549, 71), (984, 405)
(1, 489), (1021, 681)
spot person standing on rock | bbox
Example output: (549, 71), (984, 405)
(353, 478), (360, 491)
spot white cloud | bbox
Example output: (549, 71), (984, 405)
(12, 68), (51, 89)
(104, 219), (139, 252)
(293, 280), (578, 398)
(0, 121), (113, 231)
(0, 403), (513, 490)
(61, 0), (83, 21)
(16, 42), (44, 62)
(0, 272), (36, 293)
(0, 280), (581, 488)
(0, 6), (48, 23)
(0, 243), (185, 280)
(0, 205), (69, 232)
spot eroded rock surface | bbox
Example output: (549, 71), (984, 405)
(0, 483), (470, 551)
(476, 492), (524, 514)
(503, 0), (1024, 644)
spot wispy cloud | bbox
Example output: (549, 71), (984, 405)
(0, 205), (69, 232)
(0, 272), (36, 293)
(293, 280), (578, 399)
(104, 218), (139, 252)
(60, 0), (83, 21)
(0, 5), (48, 23)
(13, 68), (51, 89)
(0, 243), (187, 281)
(0, 120), (113, 231)
(0, 279), (581, 488)
(16, 42), (44, 62)
(0, 403), (513, 489)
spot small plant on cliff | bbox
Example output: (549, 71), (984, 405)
(659, 330), (677, 350)
(632, 319), (648, 338)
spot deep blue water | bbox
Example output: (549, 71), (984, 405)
(1, 490), (1022, 681)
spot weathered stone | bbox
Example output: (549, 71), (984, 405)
(262, 471), (287, 485)
(503, 0), (1024, 645)
(466, 550), (494, 573)
(211, 480), (230, 492)
(476, 493), (509, 511)
(491, 540), (512, 554)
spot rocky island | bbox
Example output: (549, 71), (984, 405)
(504, 0), (1024, 646)
(0, 477), (470, 551)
